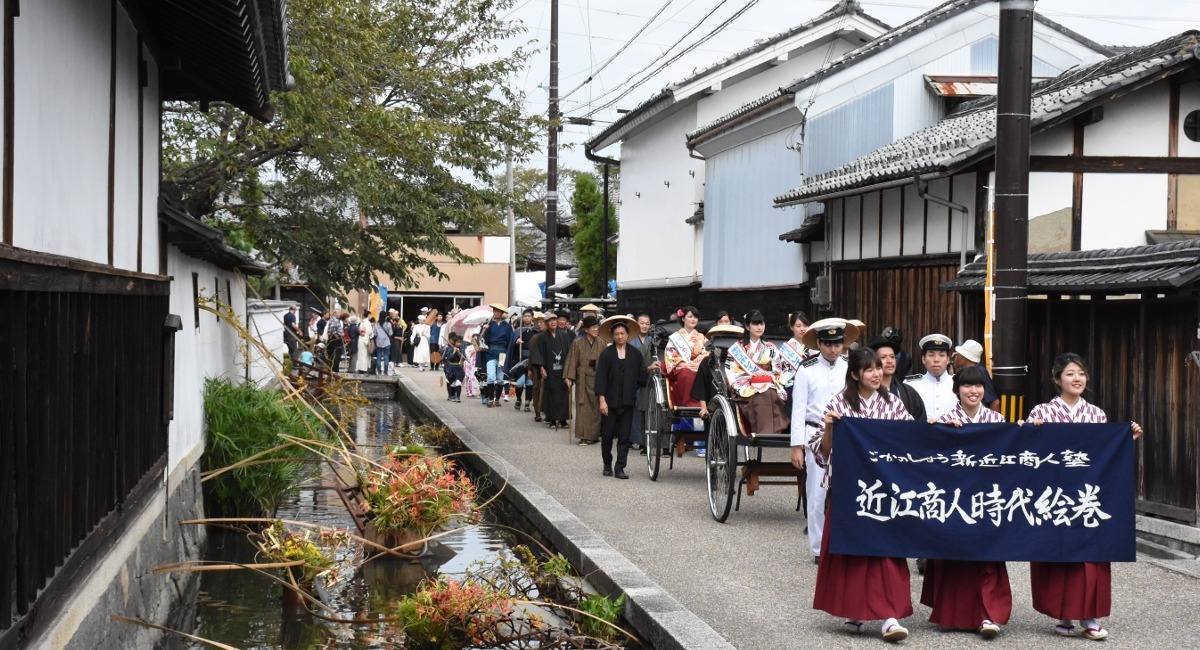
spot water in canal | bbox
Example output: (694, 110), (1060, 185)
(168, 401), (520, 649)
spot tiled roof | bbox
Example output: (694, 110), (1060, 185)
(588, 0), (886, 152)
(779, 212), (825, 243)
(942, 238), (1200, 293)
(775, 31), (1200, 206)
(689, 0), (1115, 144)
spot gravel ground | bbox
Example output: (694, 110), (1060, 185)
(406, 370), (1200, 649)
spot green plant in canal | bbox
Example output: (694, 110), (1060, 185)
(359, 445), (479, 536)
(202, 378), (319, 517)
(394, 577), (521, 649)
(577, 593), (626, 642)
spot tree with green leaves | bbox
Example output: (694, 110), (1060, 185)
(570, 172), (617, 297)
(163, 0), (540, 295)
(492, 165), (579, 266)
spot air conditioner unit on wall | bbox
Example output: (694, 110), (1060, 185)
(811, 275), (831, 310)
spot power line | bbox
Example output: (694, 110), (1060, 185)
(569, 0), (738, 114)
(559, 0), (676, 102)
(580, 0), (763, 119)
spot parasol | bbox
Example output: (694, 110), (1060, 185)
(448, 305), (494, 336)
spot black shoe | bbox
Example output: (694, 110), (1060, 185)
(534, 413), (543, 422)
(614, 470), (629, 480)
(514, 400), (522, 411)
(812, 555), (820, 565)
(524, 404), (531, 412)
(639, 448), (647, 456)
(603, 469), (613, 477)
(916, 558), (927, 575)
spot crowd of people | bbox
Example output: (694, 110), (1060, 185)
(285, 299), (1144, 644)
(282, 303), (447, 376)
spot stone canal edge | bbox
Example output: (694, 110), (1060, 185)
(397, 376), (735, 650)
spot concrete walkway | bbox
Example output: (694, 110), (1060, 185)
(402, 369), (1200, 649)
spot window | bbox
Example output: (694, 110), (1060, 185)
(1185, 110), (1200, 142)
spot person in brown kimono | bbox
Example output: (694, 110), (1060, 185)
(565, 315), (605, 445)
(528, 312), (547, 421)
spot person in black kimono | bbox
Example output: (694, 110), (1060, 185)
(594, 317), (646, 479)
(532, 309), (573, 429)
(441, 333), (466, 402)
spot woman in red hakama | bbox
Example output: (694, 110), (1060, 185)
(810, 347), (914, 643)
(1023, 353), (1142, 641)
(662, 306), (708, 408)
(922, 365), (1012, 637)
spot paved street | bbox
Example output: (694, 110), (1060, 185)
(404, 369), (1200, 649)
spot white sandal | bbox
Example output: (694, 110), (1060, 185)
(1082, 625), (1108, 641)
(882, 618), (909, 642)
(979, 619), (1000, 638)
(842, 620), (864, 634)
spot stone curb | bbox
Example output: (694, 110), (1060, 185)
(397, 376), (735, 650)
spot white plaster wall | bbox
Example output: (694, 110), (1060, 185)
(11, 0), (159, 275)
(924, 178), (951, 255)
(616, 103), (703, 288)
(861, 191), (881, 257)
(1081, 174), (1168, 249)
(142, 51), (161, 272)
(1178, 80), (1200, 156)
(246, 299), (295, 386)
(880, 188), (903, 257)
(842, 194), (862, 260)
(167, 249), (247, 473)
(1029, 171), (1073, 222)
(112, 9), (140, 271)
(950, 173), (977, 254)
(902, 186), (925, 256)
(1084, 81), (1170, 157)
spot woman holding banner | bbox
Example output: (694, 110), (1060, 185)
(923, 365), (1011, 638)
(1024, 353), (1142, 641)
(809, 347), (914, 643)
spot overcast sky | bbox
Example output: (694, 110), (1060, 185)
(496, 0), (1197, 172)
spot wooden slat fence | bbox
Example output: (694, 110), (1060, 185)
(0, 261), (169, 640)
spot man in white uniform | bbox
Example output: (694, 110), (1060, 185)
(789, 318), (857, 562)
(904, 333), (957, 420)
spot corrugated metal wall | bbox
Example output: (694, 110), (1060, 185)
(971, 35), (1061, 76)
(804, 83), (895, 178)
(704, 130), (807, 288)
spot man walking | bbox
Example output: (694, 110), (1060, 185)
(532, 310), (573, 429)
(905, 334), (957, 420)
(565, 315), (605, 445)
(867, 336), (926, 420)
(479, 303), (515, 407)
(282, 305), (301, 361)
(506, 309), (538, 412)
(790, 318), (854, 563)
(595, 317), (646, 479)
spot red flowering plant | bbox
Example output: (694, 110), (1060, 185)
(359, 444), (479, 537)
(395, 577), (525, 649)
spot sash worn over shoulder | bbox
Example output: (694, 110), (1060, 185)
(778, 339), (806, 372)
(668, 330), (694, 361)
(728, 341), (766, 376)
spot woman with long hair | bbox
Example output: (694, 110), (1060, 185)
(724, 310), (789, 434)
(921, 365), (1011, 638)
(1023, 353), (1142, 641)
(776, 310), (811, 402)
(810, 347), (914, 643)
(662, 306), (709, 409)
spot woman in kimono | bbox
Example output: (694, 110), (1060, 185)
(1023, 353), (1142, 641)
(810, 347), (914, 643)
(723, 310), (789, 434)
(776, 310), (812, 402)
(662, 306), (708, 409)
(441, 333), (466, 402)
(354, 317), (372, 373)
(462, 328), (481, 398)
(922, 365), (1011, 638)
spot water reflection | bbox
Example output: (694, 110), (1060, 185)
(172, 402), (516, 649)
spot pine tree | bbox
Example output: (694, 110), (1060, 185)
(570, 173), (617, 297)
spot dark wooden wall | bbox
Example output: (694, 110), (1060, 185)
(960, 293), (1199, 523)
(0, 255), (170, 640)
(826, 256), (962, 358)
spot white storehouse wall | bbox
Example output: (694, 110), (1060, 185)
(615, 103), (703, 289)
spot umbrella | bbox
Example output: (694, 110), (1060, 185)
(448, 305), (493, 336)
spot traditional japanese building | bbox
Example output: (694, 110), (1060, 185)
(0, 1), (288, 646)
(585, 0), (890, 319)
(777, 32), (1200, 542)
(686, 0), (1109, 326)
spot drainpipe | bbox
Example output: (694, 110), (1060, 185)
(584, 142), (620, 298)
(914, 175), (971, 343)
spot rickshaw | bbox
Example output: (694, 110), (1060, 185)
(642, 321), (708, 481)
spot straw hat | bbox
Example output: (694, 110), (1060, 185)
(801, 318), (859, 349)
(707, 323), (745, 338)
(598, 315), (637, 342)
(533, 311), (546, 320)
(846, 319), (868, 342)
(580, 303), (603, 312)
(488, 302), (507, 312)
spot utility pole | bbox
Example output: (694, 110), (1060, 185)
(507, 152), (516, 306)
(991, 0), (1034, 421)
(545, 0), (559, 307)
